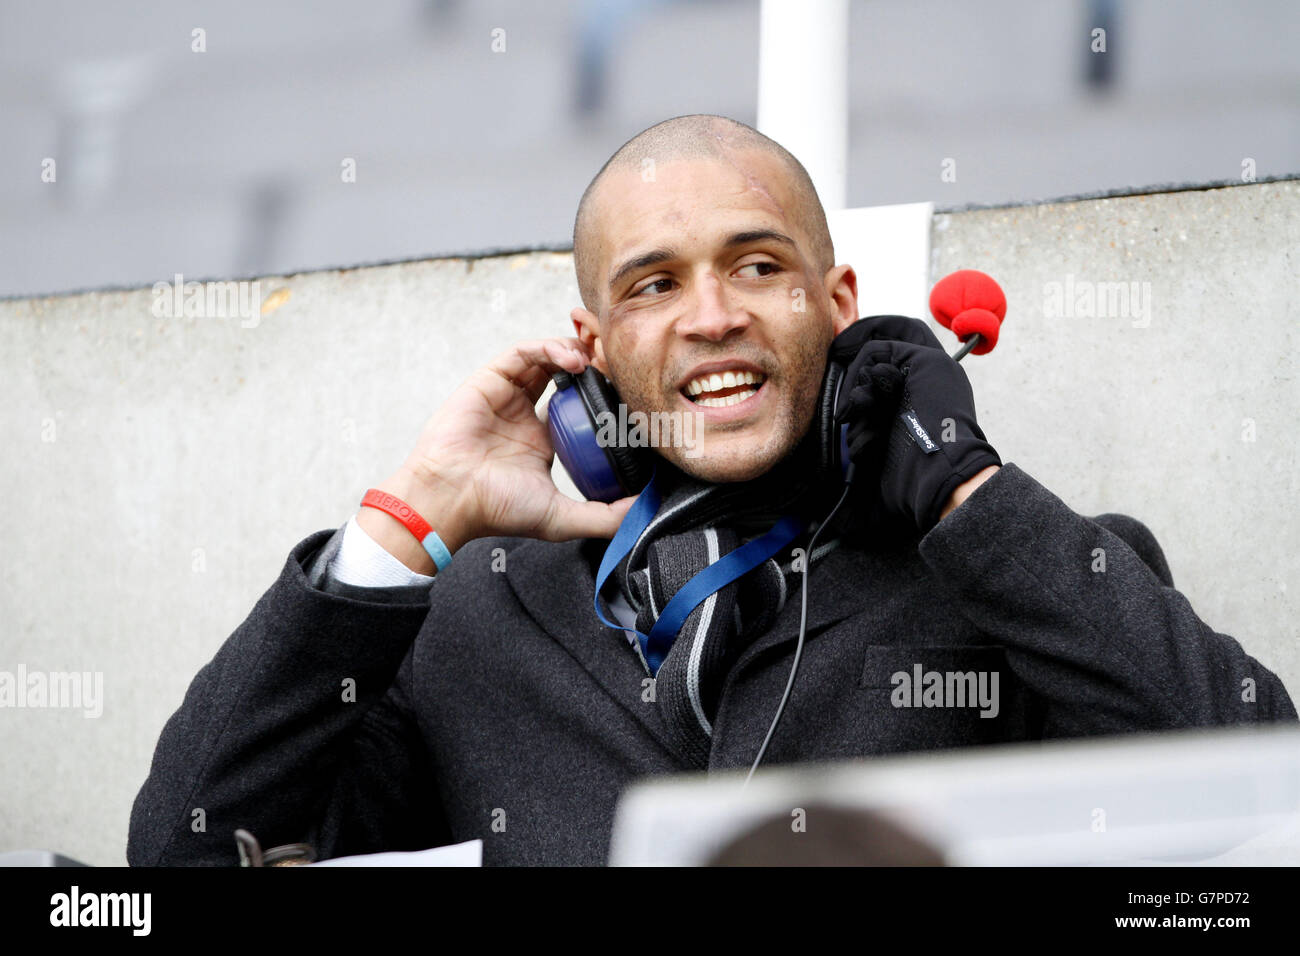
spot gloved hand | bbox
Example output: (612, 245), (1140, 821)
(831, 315), (1001, 534)
(830, 315), (941, 462)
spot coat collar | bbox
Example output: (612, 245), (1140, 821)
(503, 529), (922, 749)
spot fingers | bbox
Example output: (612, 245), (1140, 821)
(539, 494), (637, 542)
(861, 339), (904, 364)
(861, 315), (945, 350)
(474, 337), (593, 409)
(859, 338), (943, 372)
(487, 338), (590, 391)
(830, 315), (944, 364)
(515, 364), (554, 405)
(870, 362), (905, 394)
(838, 355), (907, 422)
(837, 340), (904, 417)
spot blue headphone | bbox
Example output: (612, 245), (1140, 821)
(547, 350), (851, 502)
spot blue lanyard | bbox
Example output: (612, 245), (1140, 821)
(593, 471), (808, 673)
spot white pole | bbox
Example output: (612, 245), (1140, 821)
(757, 0), (849, 212)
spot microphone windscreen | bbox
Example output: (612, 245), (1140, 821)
(929, 269), (1007, 355)
(950, 307), (1001, 354)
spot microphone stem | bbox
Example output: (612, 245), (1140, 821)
(951, 333), (982, 363)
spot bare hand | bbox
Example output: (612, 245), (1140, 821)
(397, 337), (637, 545)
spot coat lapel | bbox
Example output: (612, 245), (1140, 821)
(503, 536), (677, 753)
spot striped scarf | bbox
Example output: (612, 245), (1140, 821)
(613, 452), (842, 768)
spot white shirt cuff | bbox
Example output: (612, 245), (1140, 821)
(330, 514), (437, 588)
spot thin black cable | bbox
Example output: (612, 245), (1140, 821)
(743, 340), (974, 784)
(745, 464), (857, 785)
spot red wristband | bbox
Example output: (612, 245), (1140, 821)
(361, 489), (433, 541)
(359, 488), (454, 571)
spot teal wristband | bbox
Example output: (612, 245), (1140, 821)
(421, 531), (454, 573)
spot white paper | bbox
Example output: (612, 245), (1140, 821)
(306, 839), (482, 867)
(610, 725), (1300, 866)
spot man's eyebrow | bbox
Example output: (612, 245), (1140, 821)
(606, 229), (798, 292)
(723, 228), (797, 250)
(608, 247), (677, 292)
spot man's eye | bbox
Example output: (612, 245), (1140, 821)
(633, 278), (673, 297)
(737, 261), (780, 278)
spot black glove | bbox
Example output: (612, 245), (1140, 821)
(830, 315), (943, 462)
(831, 316), (1001, 534)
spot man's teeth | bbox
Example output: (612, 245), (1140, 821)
(696, 393), (752, 407)
(684, 370), (765, 407)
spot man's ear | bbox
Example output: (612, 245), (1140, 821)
(824, 264), (859, 335)
(570, 306), (610, 375)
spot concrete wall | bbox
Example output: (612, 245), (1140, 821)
(1, 179), (1296, 866)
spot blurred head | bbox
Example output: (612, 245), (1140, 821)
(571, 114), (858, 483)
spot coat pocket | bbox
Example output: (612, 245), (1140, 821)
(855, 644), (1019, 752)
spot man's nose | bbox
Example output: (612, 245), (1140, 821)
(676, 273), (751, 341)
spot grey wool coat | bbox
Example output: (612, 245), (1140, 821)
(128, 463), (1297, 866)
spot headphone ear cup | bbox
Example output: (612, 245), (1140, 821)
(815, 360), (849, 480)
(547, 370), (623, 503)
(574, 367), (653, 498)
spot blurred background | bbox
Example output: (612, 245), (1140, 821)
(2, 0), (1298, 867)
(2, 0), (1297, 299)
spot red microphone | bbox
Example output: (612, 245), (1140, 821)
(929, 269), (1006, 361)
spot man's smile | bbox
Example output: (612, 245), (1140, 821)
(675, 370), (771, 424)
(678, 359), (768, 407)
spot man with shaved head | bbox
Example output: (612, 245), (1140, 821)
(131, 114), (1296, 868)
(569, 113), (844, 484)
(572, 114), (835, 315)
